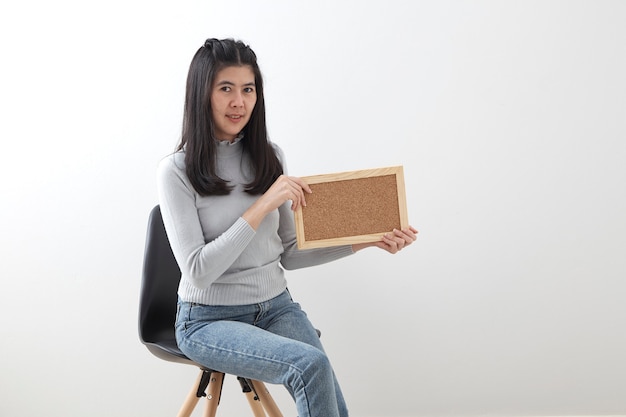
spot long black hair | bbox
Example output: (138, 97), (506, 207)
(176, 38), (283, 196)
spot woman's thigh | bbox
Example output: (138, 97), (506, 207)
(257, 297), (325, 352)
(175, 295), (327, 383)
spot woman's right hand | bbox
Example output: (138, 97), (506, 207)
(243, 175), (311, 230)
(265, 175), (312, 211)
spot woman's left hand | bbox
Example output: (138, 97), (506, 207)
(377, 226), (419, 254)
(352, 226), (419, 254)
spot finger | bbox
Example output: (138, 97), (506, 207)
(288, 178), (309, 209)
(271, 177), (297, 209)
(390, 229), (409, 245)
(283, 181), (306, 210)
(291, 176), (312, 194)
(405, 226), (419, 239)
(382, 233), (400, 253)
(288, 181), (307, 209)
(395, 227), (418, 242)
(393, 236), (406, 250)
(387, 229), (413, 251)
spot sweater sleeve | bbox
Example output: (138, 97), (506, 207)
(156, 155), (256, 289)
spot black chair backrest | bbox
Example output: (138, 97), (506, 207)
(139, 205), (181, 346)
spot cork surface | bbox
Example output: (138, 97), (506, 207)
(301, 174), (401, 240)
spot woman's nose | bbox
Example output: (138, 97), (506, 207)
(231, 92), (244, 107)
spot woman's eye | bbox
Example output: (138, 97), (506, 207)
(244, 87), (254, 93)
(221, 86), (231, 92)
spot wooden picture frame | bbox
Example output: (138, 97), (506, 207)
(294, 166), (409, 249)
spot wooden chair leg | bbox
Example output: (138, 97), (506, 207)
(244, 390), (267, 417)
(178, 371), (284, 417)
(249, 380), (283, 417)
(202, 372), (225, 417)
(238, 377), (267, 417)
(176, 370), (204, 417)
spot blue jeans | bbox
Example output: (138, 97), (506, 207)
(175, 290), (348, 417)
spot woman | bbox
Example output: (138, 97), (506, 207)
(157, 38), (418, 417)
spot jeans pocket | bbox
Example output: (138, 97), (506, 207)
(175, 301), (192, 333)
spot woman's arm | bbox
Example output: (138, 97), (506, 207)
(157, 156), (256, 289)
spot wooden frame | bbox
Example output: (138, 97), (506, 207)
(294, 166), (409, 249)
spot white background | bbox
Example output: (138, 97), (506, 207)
(1, 1), (625, 416)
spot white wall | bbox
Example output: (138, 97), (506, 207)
(1, 1), (625, 416)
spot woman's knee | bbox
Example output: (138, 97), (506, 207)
(296, 346), (333, 379)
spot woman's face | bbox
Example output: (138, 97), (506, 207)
(210, 65), (257, 142)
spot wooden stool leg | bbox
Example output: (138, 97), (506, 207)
(238, 377), (267, 417)
(249, 380), (283, 417)
(176, 370), (204, 417)
(244, 390), (267, 417)
(202, 372), (225, 417)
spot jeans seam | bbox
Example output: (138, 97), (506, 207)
(184, 337), (309, 375)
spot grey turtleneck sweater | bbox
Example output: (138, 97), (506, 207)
(157, 138), (354, 306)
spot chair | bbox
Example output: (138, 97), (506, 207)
(139, 205), (284, 417)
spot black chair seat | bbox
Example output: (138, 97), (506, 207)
(144, 339), (195, 364)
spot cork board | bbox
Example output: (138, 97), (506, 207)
(294, 166), (408, 249)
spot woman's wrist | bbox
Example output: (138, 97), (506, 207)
(242, 198), (271, 230)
